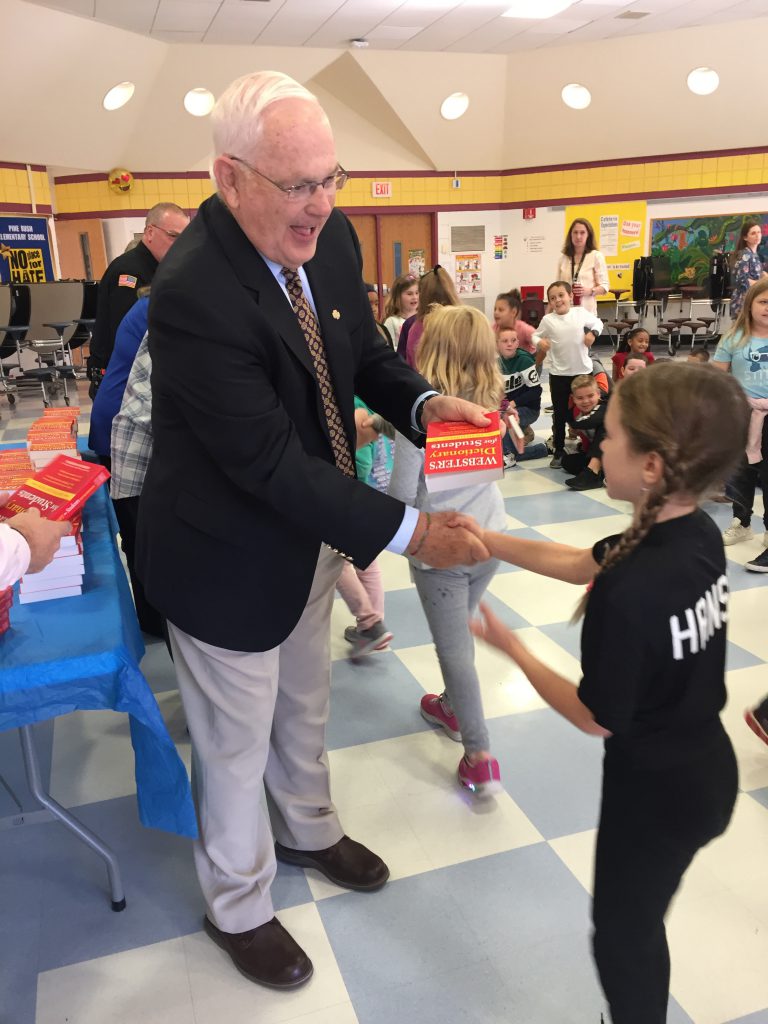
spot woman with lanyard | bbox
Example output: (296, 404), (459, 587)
(556, 218), (609, 314)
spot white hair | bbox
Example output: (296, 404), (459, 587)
(211, 70), (320, 160)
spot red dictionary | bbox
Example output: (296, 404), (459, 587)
(0, 455), (110, 523)
(425, 411), (504, 493)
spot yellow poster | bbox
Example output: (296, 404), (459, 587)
(0, 244), (47, 283)
(565, 200), (647, 299)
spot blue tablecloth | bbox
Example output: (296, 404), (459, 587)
(0, 482), (197, 838)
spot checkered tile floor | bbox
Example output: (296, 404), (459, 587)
(2, 376), (768, 1024)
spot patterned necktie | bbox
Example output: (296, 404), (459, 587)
(282, 268), (355, 478)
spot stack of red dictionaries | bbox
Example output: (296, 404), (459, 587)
(0, 409), (110, 629)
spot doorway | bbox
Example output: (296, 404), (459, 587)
(345, 212), (435, 296)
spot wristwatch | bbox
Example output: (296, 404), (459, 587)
(414, 393), (439, 432)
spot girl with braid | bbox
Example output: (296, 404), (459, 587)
(468, 361), (749, 1024)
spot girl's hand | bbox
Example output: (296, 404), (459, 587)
(470, 602), (527, 662)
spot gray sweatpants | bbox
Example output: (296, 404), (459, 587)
(411, 558), (499, 754)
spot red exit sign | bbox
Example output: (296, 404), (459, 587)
(523, 207), (536, 220)
(371, 181), (392, 198)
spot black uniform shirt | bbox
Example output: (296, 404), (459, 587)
(578, 509), (729, 767)
(90, 241), (158, 367)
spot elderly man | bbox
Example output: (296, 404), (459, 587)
(136, 71), (490, 989)
(87, 202), (189, 394)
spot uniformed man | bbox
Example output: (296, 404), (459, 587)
(87, 202), (190, 395)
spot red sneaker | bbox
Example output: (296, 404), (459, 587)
(420, 693), (461, 742)
(745, 707), (768, 747)
(458, 756), (501, 796)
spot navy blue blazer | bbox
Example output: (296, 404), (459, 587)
(136, 194), (429, 651)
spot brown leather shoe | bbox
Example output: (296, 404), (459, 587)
(275, 835), (390, 891)
(204, 916), (313, 989)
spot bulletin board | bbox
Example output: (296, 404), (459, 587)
(565, 201), (647, 298)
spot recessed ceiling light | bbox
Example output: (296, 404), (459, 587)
(440, 92), (470, 120)
(561, 83), (591, 110)
(102, 82), (135, 111)
(687, 67), (719, 96)
(503, 0), (573, 17)
(183, 87), (215, 117)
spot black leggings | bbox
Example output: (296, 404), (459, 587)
(549, 374), (576, 453)
(592, 730), (737, 1024)
(729, 456), (768, 529)
(729, 416), (767, 529)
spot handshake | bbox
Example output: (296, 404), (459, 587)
(406, 510), (488, 568)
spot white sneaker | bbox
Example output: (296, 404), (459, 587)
(503, 452), (517, 470)
(723, 519), (753, 546)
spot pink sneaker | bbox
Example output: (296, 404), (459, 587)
(420, 693), (462, 742)
(745, 707), (768, 747)
(458, 756), (501, 796)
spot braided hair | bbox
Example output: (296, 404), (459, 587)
(572, 361), (749, 621)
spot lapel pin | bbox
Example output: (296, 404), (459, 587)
(332, 309), (341, 320)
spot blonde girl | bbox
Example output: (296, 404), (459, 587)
(470, 362), (748, 1023)
(388, 304), (506, 794)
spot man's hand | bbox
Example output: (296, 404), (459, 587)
(354, 406), (380, 449)
(419, 395), (490, 430)
(407, 510), (489, 568)
(584, 331), (597, 347)
(7, 509), (71, 574)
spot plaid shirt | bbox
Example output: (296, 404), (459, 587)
(110, 333), (153, 499)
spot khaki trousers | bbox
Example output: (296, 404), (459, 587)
(168, 547), (345, 932)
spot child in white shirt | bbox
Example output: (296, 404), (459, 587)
(534, 280), (603, 469)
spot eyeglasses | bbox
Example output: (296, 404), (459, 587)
(227, 155), (348, 201)
(150, 224), (184, 239)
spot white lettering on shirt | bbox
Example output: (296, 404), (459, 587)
(669, 574), (729, 661)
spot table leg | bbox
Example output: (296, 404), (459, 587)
(18, 725), (127, 911)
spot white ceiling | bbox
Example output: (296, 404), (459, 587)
(24, 0), (768, 51)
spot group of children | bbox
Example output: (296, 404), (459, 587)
(336, 268), (768, 1022)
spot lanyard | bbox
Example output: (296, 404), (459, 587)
(571, 253), (586, 283)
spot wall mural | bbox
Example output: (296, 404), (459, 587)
(650, 213), (768, 286)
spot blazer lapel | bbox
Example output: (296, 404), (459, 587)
(203, 196), (352, 452)
(204, 195), (316, 379)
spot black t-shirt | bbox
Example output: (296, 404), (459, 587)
(90, 242), (158, 367)
(578, 509), (729, 768)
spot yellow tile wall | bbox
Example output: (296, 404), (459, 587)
(50, 150), (768, 217)
(54, 176), (216, 216)
(0, 165), (51, 211)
